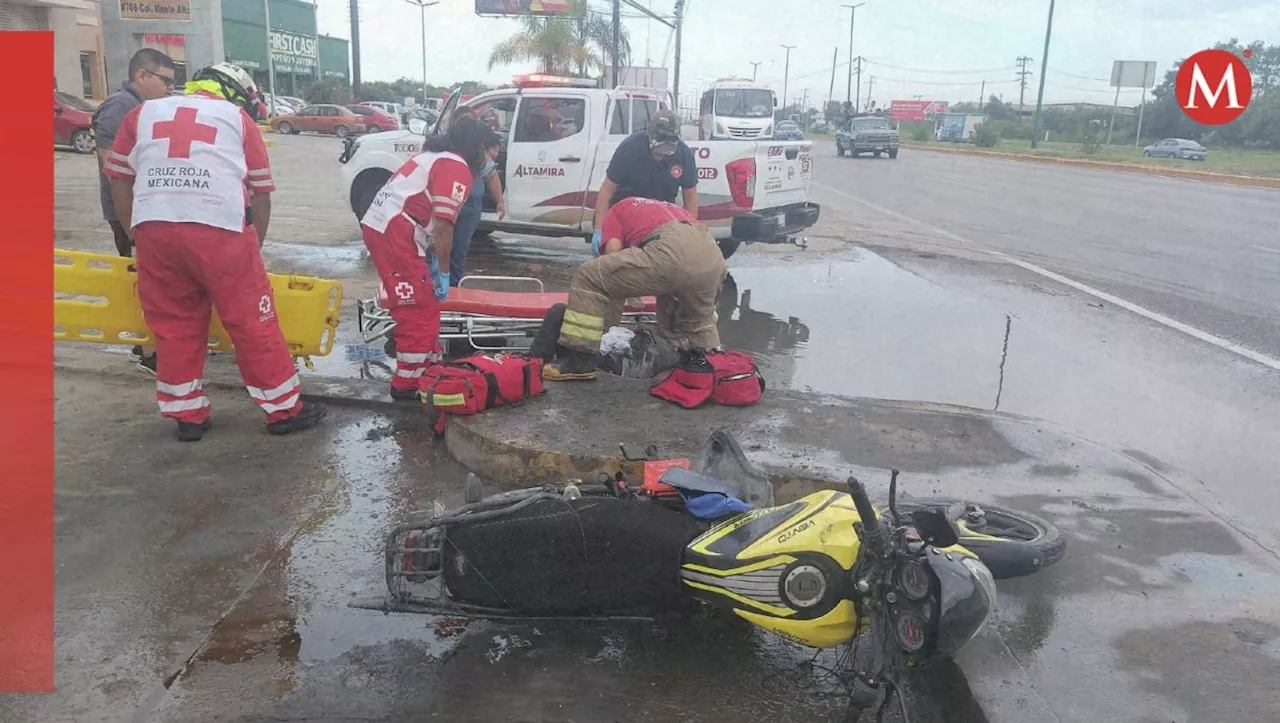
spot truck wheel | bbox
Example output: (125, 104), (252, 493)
(873, 151), (883, 158)
(836, 144), (844, 157)
(888, 149), (899, 159)
(717, 240), (740, 260)
(351, 169), (393, 222)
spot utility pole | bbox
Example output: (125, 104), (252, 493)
(781, 44), (795, 120)
(611, 0), (620, 88)
(979, 80), (985, 109)
(1016, 55), (1033, 113)
(263, 0), (277, 115)
(1030, 0), (1055, 149)
(842, 3), (864, 103)
(866, 74), (875, 110)
(827, 46), (837, 117)
(673, 0), (684, 104)
(349, 0), (361, 98)
(750, 61), (762, 82)
(405, 0), (439, 105)
(855, 56), (863, 111)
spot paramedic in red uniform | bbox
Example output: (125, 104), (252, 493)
(544, 196), (726, 381)
(103, 62), (328, 441)
(359, 116), (502, 401)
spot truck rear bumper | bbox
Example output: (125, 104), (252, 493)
(731, 203), (821, 243)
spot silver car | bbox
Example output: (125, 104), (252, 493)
(1142, 138), (1207, 161)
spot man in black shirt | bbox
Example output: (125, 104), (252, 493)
(91, 48), (176, 373)
(590, 110), (698, 252)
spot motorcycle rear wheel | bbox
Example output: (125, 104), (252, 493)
(892, 498), (1066, 580)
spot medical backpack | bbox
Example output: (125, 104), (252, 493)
(650, 349), (765, 409)
(421, 352), (545, 435)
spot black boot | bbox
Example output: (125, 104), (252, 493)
(543, 348), (600, 381)
(390, 386), (420, 403)
(176, 418), (212, 442)
(267, 401), (330, 436)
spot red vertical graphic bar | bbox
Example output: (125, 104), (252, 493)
(0, 31), (55, 692)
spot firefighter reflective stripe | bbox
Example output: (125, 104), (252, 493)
(258, 393), (301, 414)
(158, 396), (210, 414)
(431, 393), (466, 407)
(561, 309), (603, 342)
(246, 374), (300, 401)
(157, 378), (202, 396)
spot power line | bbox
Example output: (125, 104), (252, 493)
(1050, 68), (1110, 82)
(863, 59), (1018, 75)
(865, 75), (1020, 87)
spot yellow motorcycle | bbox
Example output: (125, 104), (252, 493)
(367, 430), (1064, 720)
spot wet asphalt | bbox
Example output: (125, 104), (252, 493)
(33, 135), (1280, 722)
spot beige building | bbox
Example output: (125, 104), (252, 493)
(2, 0), (107, 100)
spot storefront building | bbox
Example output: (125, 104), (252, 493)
(222, 0), (348, 97)
(4, 0), (108, 100)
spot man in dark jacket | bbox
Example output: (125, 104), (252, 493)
(91, 48), (176, 373)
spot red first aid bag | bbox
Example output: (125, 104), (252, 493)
(650, 350), (764, 409)
(422, 352), (545, 434)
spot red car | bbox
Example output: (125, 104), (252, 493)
(54, 91), (97, 154)
(346, 104), (399, 133)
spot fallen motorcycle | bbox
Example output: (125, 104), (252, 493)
(360, 430), (1064, 721)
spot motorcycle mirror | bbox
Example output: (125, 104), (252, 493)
(911, 509), (960, 548)
(888, 468), (900, 523)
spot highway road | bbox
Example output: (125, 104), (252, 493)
(801, 143), (1280, 553)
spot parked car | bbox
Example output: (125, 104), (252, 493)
(773, 120), (805, 141)
(270, 104), (366, 137)
(405, 107), (439, 126)
(1142, 138), (1207, 161)
(345, 104), (399, 133)
(340, 78), (820, 260)
(280, 95), (307, 111)
(362, 101), (407, 122)
(836, 114), (900, 158)
(54, 91), (97, 153)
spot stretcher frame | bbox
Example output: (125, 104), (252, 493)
(357, 275), (657, 353)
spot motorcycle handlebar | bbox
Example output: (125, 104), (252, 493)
(846, 476), (882, 541)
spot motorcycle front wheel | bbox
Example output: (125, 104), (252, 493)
(892, 498), (1066, 580)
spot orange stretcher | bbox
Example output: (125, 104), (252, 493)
(357, 276), (657, 353)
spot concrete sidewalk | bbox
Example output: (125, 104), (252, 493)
(44, 343), (1280, 723)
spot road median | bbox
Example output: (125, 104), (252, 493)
(901, 141), (1280, 189)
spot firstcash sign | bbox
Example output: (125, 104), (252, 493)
(1175, 49), (1253, 125)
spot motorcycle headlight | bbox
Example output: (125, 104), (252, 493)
(925, 551), (996, 656)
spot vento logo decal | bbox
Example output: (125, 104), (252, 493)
(1175, 48), (1253, 126)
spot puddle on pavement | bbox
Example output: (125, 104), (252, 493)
(264, 240), (371, 278)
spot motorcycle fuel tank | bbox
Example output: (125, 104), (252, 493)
(679, 489), (871, 648)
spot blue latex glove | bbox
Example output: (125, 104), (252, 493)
(591, 229), (603, 255)
(427, 254), (449, 301)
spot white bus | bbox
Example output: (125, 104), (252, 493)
(698, 78), (778, 141)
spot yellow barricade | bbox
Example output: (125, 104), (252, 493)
(54, 248), (342, 366)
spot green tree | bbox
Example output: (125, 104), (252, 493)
(303, 77), (350, 105)
(488, 0), (630, 76)
(984, 94), (1014, 121)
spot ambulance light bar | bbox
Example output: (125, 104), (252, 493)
(513, 74), (598, 88)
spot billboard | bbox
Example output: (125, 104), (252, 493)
(889, 100), (948, 122)
(1111, 60), (1157, 89)
(475, 0), (571, 15)
(270, 30), (318, 73)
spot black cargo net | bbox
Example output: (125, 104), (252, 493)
(387, 493), (705, 618)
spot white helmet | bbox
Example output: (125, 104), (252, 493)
(192, 62), (266, 119)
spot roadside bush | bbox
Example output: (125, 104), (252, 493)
(1079, 118), (1105, 154)
(303, 77), (351, 105)
(903, 122), (934, 142)
(971, 121), (1001, 147)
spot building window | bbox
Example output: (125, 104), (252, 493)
(80, 53), (93, 98)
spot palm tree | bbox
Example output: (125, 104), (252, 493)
(488, 0), (631, 78)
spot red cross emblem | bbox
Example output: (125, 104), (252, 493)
(153, 107), (219, 159)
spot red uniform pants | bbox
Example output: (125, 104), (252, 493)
(133, 221), (305, 424)
(361, 225), (442, 392)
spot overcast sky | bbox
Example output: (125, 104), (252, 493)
(315, 0), (1276, 107)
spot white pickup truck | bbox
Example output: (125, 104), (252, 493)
(337, 77), (820, 259)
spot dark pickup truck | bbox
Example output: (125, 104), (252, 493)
(835, 115), (900, 159)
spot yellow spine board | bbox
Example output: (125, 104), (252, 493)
(53, 249), (342, 359)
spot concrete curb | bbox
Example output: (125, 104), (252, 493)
(900, 141), (1280, 189)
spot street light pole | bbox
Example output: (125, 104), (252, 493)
(1029, 0), (1055, 149)
(842, 3), (864, 103)
(781, 44), (795, 120)
(750, 61), (761, 82)
(263, 0), (277, 117)
(405, 0), (439, 106)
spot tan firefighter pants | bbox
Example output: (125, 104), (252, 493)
(558, 221), (727, 354)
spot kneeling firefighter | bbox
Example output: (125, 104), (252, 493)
(359, 116), (502, 401)
(103, 62), (328, 441)
(544, 197), (727, 381)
